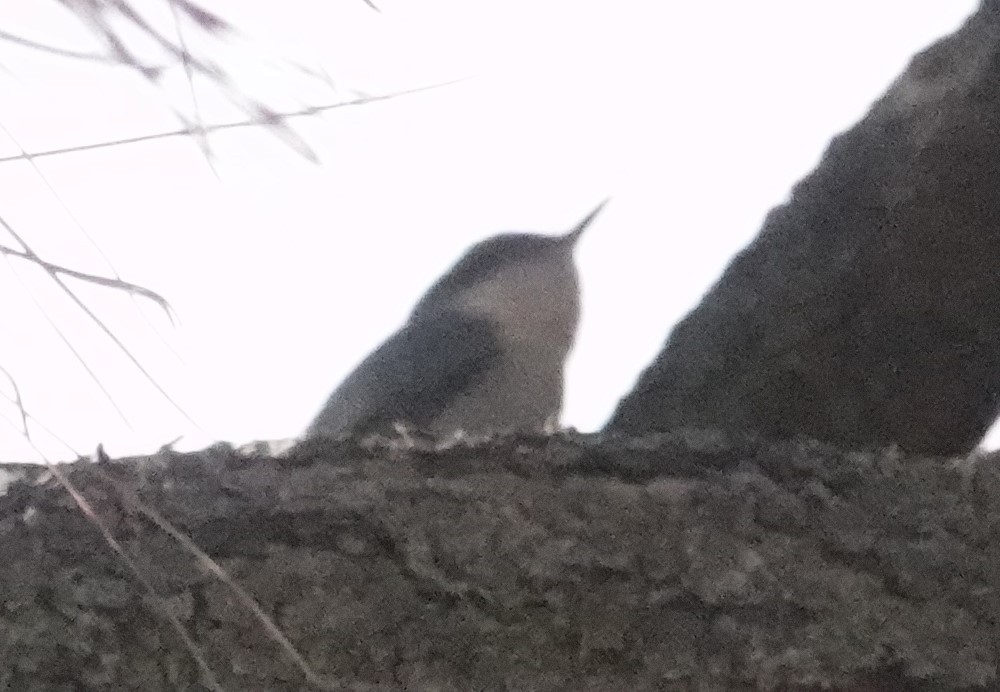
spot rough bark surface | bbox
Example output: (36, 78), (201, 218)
(608, 2), (1000, 455)
(8, 6), (999, 692)
(1, 435), (998, 691)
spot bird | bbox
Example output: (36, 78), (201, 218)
(305, 201), (607, 439)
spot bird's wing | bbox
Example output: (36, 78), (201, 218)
(307, 311), (501, 437)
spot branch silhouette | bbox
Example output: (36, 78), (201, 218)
(0, 79), (468, 165)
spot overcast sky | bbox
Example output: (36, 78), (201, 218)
(0, 1), (982, 461)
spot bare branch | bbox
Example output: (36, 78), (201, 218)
(107, 0), (224, 79)
(0, 78), (470, 164)
(50, 0), (326, 158)
(58, 273), (200, 428)
(0, 363), (83, 458)
(167, 0), (214, 165)
(1, 252), (133, 427)
(0, 119), (188, 383)
(0, 120), (168, 300)
(155, 0), (229, 34)
(0, 28), (113, 63)
(0, 223), (173, 320)
(1, 214), (199, 430)
(0, 366), (29, 438)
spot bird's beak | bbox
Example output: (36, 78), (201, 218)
(563, 198), (609, 246)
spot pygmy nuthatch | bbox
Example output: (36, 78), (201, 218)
(306, 201), (607, 438)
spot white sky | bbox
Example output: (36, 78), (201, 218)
(0, 1), (983, 461)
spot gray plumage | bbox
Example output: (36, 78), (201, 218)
(306, 201), (606, 438)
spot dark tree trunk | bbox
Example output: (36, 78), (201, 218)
(608, 2), (1000, 456)
(0, 435), (997, 690)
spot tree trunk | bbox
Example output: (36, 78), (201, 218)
(609, 1), (1000, 456)
(0, 435), (996, 690)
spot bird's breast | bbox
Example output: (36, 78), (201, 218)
(427, 338), (570, 436)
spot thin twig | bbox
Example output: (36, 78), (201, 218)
(0, 121), (181, 381)
(0, 369), (82, 459)
(1, 252), (133, 427)
(0, 365), (28, 437)
(58, 272), (201, 428)
(0, 418), (226, 692)
(7, 406), (82, 459)
(0, 79), (470, 165)
(98, 469), (353, 691)
(168, 0), (229, 33)
(0, 29), (114, 63)
(105, 0), (320, 162)
(0, 215), (199, 428)
(13, 1), (394, 161)
(0, 239), (173, 317)
(167, 0), (220, 176)
(112, 0), (222, 70)
(0, 122), (132, 290)
(0, 120), (185, 362)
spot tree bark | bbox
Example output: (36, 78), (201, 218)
(0, 435), (997, 690)
(608, 1), (1000, 456)
(7, 5), (1000, 692)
